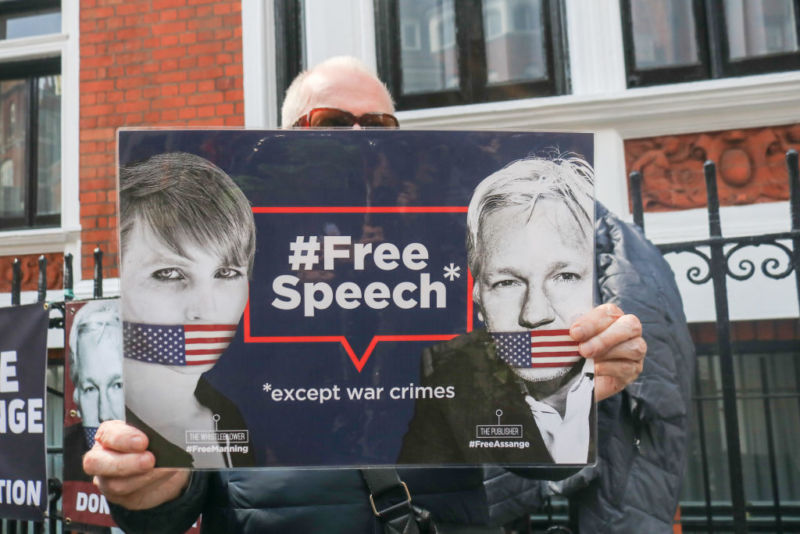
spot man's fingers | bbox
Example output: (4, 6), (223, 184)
(593, 335), (647, 364)
(575, 311), (643, 359)
(594, 357), (644, 384)
(83, 445), (155, 478)
(570, 303), (624, 343)
(94, 420), (149, 453)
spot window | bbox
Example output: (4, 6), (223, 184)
(621, 0), (800, 87)
(0, 0), (61, 40)
(0, 60), (61, 230)
(0, 0), (62, 231)
(374, 0), (568, 110)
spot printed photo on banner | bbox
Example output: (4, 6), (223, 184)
(62, 299), (125, 529)
(117, 129), (596, 468)
(0, 303), (48, 522)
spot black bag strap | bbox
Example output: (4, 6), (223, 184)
(361, 468), (424, 534)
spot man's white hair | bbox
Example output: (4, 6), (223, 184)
(466, 156), (595, 279)
(280, 55), (394, 128)
(68, 299), (121, 385)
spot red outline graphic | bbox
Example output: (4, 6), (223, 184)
(244, 205), (472, 372)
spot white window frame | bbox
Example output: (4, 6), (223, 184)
(0, 2), (81, 273)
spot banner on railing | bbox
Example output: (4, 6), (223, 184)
(0, 303), (48, 522)
(118, 129), (597, 469)
(62, 299), (122, 528)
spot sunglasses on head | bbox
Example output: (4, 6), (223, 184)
(293, 107), (399, 128)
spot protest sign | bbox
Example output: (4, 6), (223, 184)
(0, 303), (47, 521)
(118, 129), (596, 468)
(62, 299), (122, 529)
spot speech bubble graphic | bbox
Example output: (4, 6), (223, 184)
(244, 206), (473, 372)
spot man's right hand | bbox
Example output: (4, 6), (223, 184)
(82, 420), (191, 510)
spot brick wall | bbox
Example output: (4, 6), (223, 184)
(79, 0), (244, 279)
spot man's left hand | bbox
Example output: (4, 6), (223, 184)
(570, 303), (646, 402)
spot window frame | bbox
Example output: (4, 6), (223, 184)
(373, 0), (569, 111)
(0, 56), (61, 230)
(0, 0), (60, 40)
(621, 0), (800, 88)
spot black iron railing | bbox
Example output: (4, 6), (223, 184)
(628, 149), (800, 534)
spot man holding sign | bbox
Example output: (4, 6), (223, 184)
(86, 57), (663, 533)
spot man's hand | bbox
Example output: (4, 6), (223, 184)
(82, 420), (190, 510)
(570, 303), (646, 402)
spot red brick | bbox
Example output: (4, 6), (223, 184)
(161, 84), (179, 96)
(215, 102), (234, 115)
(83, 55), (114, 69)
(152, 46), (186, 61)
(152, 21), (187, 36)
(80, 69), (98, 82)
(82, 80), (115, 92)
(81, 153), (115, 167)
(188, 66), (223, 80)
(154, 71), (187, 83)
(153, 0), (185, 8)
(178, 107), (198, 119)
(82, 203), (116, 216)
(159, 9), (178, 22)
(83, 104), (116, 117)
(215, 53), (233, 65)
(152, 96), (187, 110)
(83, 7), (115, 19)
(179, 56), (198, 69)
(160, 34), (180, 47)
(187, 92), (222, 106)
(224, 115), (243, 126)
(115, 3), (145, 15)
(161, 109), (179, 121)
(179, 81), (197, 94)
(224, 64), (242, 77)
(188, 42), (223, 55)
(197, 80), (214, 92)
(224, 89), (243, 102)
(196, 105), (215, 118)
(178, 7), (197, 19)
(117, 100), (149, 113)
(81, 128), (115, 141)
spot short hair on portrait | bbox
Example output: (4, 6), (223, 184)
(68, 300), (122, 386)
(120, 152), (256, 276)
(466, 155), (595, 278)
(280, 55), (394, 128)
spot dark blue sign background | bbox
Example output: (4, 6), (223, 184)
(0, 303), (48, 521)
(119, 130), (593, 466)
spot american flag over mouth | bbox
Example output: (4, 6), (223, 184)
(491, 329), (581, 368)
(123, 322), (237, 366)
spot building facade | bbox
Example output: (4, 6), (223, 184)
(0, 0), (799, 530)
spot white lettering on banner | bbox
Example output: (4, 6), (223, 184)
(0, 480), (41, 506)
(0, 351), (19, 393)
(0, 398), (45, 434)
(75, 491), (111, 515)
(317, 237), (429, 271)
(271, 273), (446, 317)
